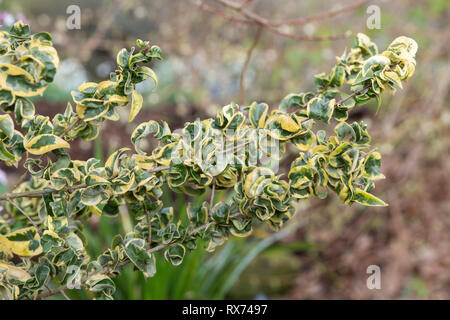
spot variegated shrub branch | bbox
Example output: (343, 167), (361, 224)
(0, 21), (417, 300)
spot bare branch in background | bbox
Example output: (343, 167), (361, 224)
(197, 0), (368, 103)
(79, 0), (131, 63)
(240, 24), (263, 104)
(6, 199), (41, 235)
(197, 0), (369, 41)
(197, 0), (251, 23)
(142, 201), (152, 249)
(239, 0), (253, 9)
(271, 0), (371, 27)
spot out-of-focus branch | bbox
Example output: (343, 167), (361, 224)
(197, 0), (368, 103)
(79, 0), (131, 63)
(197, 0), (251, 23)
(262, 22), (349, 41)
(6, 199), (41, 235)
(0, 167), (169, 201)
(240, 25), (263, 104)
(198, 0), (369, 41)
(239, 0), (253, 9)
(271, 0), (370, 27)
(142, 201), (152, 249)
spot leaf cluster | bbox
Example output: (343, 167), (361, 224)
(0, 22), (417, 299)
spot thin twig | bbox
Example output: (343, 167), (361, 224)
(142, 201), (152, 249)
(60, 118), (81, 138)
(336, 84), (372, 105)
(271, 0), (371, 27)
(210, 178), (216, 208)
(11, 171), (28, 191)
(79, 0), (130, 63)
(0, 184), (88, 201)
(60, 289), (71, 300)
(238, 0), (253, 9)
(6, 199), (41, 235)
(263, 23), (349, 41)
(197, 0), (251, 23)
(212, 0), (351, 41)
(240, 24), (263, 105)
(221, 140), (251, 154)
(0, 167), (169, 201)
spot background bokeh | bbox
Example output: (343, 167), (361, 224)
(0, 0), (448, 299)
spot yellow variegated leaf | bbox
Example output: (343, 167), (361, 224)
(278, 115), (300, 132)
(76, 99), (108, 121)
(89, 205), (103, 216)
(129, 89), (143, 122)
(47, 216), (68, 233)
(78, 82), (98, 93)
(24, 134), (70, 155)
(0, 262), (32, 281)
(0, 227), (42, 257)
(42, 230), (62, 241)
(311, 145), (328, 154)
(134, 154), (156, 170)
(243, 167), (274, 197)
(112, 171), (135, 194)
(105, 148), (130, 177)
(96, 80), (115, 92)
(137, 66), (158, 87)
(0, 63), (47, 97)
(353, 188), (388, 207)
(66, 232), (84, 252)
(105, 94), (129, 106)
(0, 114), (14, 139)
(29, 39), (60, 68)
(86, 174), (110, 186)
(249, 102), (268, 128)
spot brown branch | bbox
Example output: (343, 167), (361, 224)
(0, 167), (169, 201)
(239, 0), (253, 9)
(10, 171), (28, 191)
(240, 24), (263, 104)
(6, 199), (41, 235)
(221, 140), (251, 154)
(59, 289), (71, 300)
(142, 201), (152, 249)
(212, 0), (351, 41)
(59, 118), (81, 138)
(0, 184), (88, 201)
(271, 0), (371, 27)
(79, 0), (130, 63)
(197, 0), (251, 23)
(337, 84), (372, 105)
(264, 23), (349, 41)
